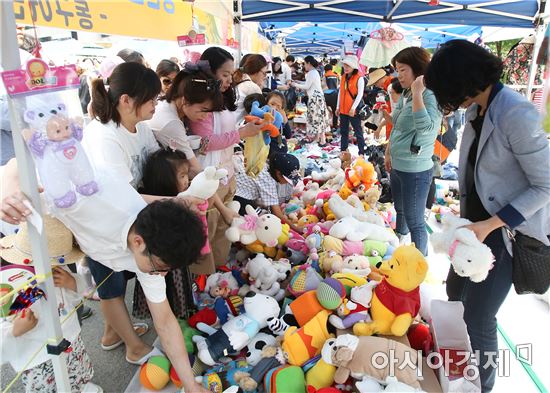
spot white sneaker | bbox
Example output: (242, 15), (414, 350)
(398, 233), (411, 245)
(82, 382), (103, 393)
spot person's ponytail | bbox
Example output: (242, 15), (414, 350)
(90, 78), (116, 124)
(232, 68), (245, 86)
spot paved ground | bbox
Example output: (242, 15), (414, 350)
(1, 279), (156, 393)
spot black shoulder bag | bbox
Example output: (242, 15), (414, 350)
(345, 75), (369, 120)
(506, 228), (550, 295)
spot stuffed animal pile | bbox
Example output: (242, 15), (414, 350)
(139, 154), (460, 393)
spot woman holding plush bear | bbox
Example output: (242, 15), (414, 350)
(425, 40), (550, 392)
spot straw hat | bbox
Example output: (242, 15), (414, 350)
(0, 215), (83, 267)
(366, 68), (387, 87)
(0, 265), (35, 317)
(342, 55), (359, 70)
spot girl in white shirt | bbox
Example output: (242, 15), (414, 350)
(291, 56), (329, 144)
(233, 54), (269, 124)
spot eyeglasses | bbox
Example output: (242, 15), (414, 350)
(191, 78), (221, 92)
(147, 250), (172, 274)
(161, 78), (173, 86)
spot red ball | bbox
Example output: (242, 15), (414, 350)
(407, 323), (433, 355)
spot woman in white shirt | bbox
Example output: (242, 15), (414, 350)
(233, 54), (269, 123)
(147, 66), (223, 176)
(291, 56), (329, 144)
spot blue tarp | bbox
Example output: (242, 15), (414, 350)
(242, 1), (539, 28)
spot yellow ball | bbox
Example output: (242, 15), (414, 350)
(139, 355), (171, 391)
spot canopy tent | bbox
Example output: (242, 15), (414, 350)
(260, 21), (482, 56)
(241, 0), (540, 27)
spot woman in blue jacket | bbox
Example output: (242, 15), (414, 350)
(426, 40), (550, 392)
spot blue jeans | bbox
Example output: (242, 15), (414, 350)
(339, 114), (365, 155)
(390, 168), (432, 255)
(446, 230), (513, 392)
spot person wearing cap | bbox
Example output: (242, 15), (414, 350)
(0, 216), (102, 392)
(234, 152), (301, 232)
(337, 55), (366, 156)
(367, 68), (395, 137)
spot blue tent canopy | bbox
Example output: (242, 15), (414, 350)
(242, 0), (540, 28)
(261, 21), (482, 55)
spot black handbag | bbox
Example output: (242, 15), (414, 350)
(507, 229), (550, 295)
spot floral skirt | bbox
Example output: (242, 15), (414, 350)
(306, 90), (330, 140)
(133, 266), (194, 319)
(22, 334), (93, 393)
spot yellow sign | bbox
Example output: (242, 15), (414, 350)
(14, 0), (193, 41)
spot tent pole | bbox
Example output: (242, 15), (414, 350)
(234, 0), (242, 62)
(0, 2), (71, 392)
(526, 21), (546, 98)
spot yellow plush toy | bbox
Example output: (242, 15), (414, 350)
(353, 245), (428, 337)
(306, 358), (336, 390)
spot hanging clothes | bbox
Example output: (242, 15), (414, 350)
(360, 27), (409, 68)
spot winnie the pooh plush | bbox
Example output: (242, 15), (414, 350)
(353, 245), (428, 337)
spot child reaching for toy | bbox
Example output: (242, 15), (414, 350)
(132, 149), (197, 320)
(266, 91), (292, 157)
(0, 216), (102, 393)
(235, 152), (302, 233)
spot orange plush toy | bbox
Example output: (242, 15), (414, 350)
(339, 158), (376, 199)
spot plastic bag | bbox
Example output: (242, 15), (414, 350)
(244, 132), (269, 178)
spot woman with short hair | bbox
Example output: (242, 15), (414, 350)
(425, 39), (550, 392)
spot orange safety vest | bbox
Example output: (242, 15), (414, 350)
(325, 70), (338, 78)
(339, 73), (361, 114)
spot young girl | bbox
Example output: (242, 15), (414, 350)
(188, 47), (263, 273)
(133, 149), (193, 320)
(0, 217), (101, 393)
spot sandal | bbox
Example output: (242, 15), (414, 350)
(100, 322), (149, 351)
(126, 346), (164, 365)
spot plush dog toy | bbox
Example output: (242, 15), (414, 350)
(241, 254), (288, 301)
(329, 194), (385, 227)
(178, 166), (228, 254)
(353, 245), (428, 337)
(193, 292), (280, 366)
(430, 214), (495, 283)
(23, 94), (98, 208)
(321, 334), (422, 389)
(329, 216), (399, 246)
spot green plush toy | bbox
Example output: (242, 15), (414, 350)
(177, 319), (203, 354)
(362, 240), (387, 266)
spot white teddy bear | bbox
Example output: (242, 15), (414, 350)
(312, 158), (344, 182)
(430, 214), (495, 283)
(330, 216), (399, 247)
(242, 254), (286, 301)
(225, 202), (283, 247)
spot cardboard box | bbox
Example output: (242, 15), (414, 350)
(430, 300), (482, 392)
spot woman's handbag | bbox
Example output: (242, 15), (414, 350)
(507, 229), (550, 295)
